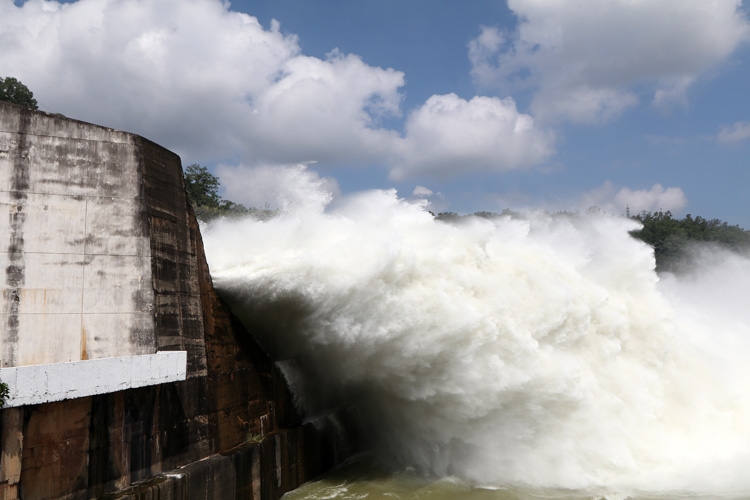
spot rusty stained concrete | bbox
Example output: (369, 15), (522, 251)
(0, 101), (352, 499)
(0, 104), (156, 368)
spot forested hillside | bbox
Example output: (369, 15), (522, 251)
(629, 211), (750, 273)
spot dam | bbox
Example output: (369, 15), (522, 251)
(0, 100), (347, 499)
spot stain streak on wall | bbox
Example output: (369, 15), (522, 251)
(2, 108), (30, 368)
(0, 101), (351, 500)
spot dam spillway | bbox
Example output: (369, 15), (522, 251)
(0, 100), (345, 499)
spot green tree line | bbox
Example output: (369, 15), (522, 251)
(629, 210), (750, 273)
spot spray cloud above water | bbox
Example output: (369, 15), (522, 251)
(203, 175), (750, 497)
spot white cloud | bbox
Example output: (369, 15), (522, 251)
(215, 164), (340, 214)
(718, 121), (750, 143)
(246, 50), (405, 165)
(467, 26), (505, 86)
(406, 185), (448, 213)
(534, 86), (638, 125)
(392, 93), (555, 180)
(580, 182), (688, 215)
(614, 184), (688, 215)
(1, 0), (555, 181)
(0, 0), (403, 166)
(412, 186), (434, 197)
(652, 76), (693, 112)
(470, 0), (750, 123)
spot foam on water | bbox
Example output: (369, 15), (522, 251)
(203, 189), (750, 497)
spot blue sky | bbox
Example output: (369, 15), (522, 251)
(3, 0), (750, 225)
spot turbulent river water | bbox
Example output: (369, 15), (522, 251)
(203, 189), (750, 499)
(280, 455), (748, 500)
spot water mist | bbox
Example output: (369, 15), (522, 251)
(203, 189), (750, 498)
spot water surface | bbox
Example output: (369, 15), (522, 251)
(282, 457), (750, 500)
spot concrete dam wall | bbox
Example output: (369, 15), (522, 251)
(0, 101), (347, 499)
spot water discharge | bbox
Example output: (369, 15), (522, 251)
(203, 189), (750, 498)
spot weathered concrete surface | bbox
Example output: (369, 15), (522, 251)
(139, 135), (207, 377)
(0, 101), (350, 499)
(0, 106), (156, 367)
(101, 422), (344, 500)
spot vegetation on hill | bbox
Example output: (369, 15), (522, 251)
(629, 211), (750, 273)
(0, 76), (38, 109)
(183, 164), (276, 221)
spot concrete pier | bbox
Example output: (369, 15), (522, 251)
(0, 101), (347, 499)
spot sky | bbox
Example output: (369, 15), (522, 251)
(2, 0), (750, 226)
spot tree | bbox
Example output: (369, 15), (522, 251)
(0, 77), (38, 109)
(183, 164), (272, 221)
(629, 210), (750, 273)
(184, 164), (221, 208)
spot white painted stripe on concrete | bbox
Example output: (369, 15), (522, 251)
(0, 351), (187, 408)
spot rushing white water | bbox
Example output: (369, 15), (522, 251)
(203, 189), (750, 498)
